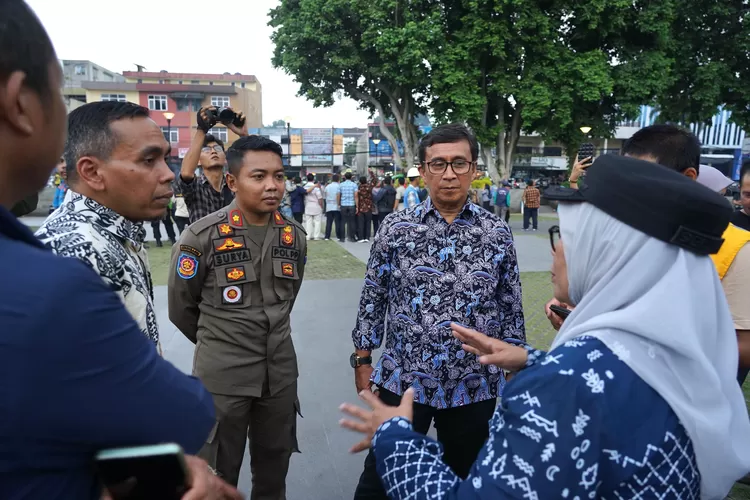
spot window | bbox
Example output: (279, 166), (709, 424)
(101, 94), (127, 102)
(176, 99), (190, 112)
(74, 64), (85, 75)
(211, 96), (230, 108)
(241, 82), (245, 88)
(161, 127), (179, 144)
(209, 127), (228, 142)
(148, 95), (168, 111)
(178, 80), (183, 84)
(209, 81), (214, 85)
(158, 80), (164, 84)
(192, 99), (202, 112)
(191, 80), (200, 84)
(232, 82), (236, 86)
(137, 79), (143, 83)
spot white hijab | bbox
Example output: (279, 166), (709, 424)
(550, 202), (750, 499)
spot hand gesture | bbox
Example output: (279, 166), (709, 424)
(451, 323), (527, 372)
(227, 110), (248, 137)
(570, 156), (593, 183)
(197, 107), (218, 133)
(544, 298), (573, 331)
(339, 388), (415, 453)
(181, 455), (243, 500)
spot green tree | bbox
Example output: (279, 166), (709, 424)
(267, 119), (287, 128)
(344, 141), (358, 166)
(269, 0), (441, 168)
(431, 0), (676, 181)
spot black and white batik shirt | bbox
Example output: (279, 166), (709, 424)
(36, 191), (159, 346)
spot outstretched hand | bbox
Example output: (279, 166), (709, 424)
(339, 388), (415, 453)
(451, 323), (527, 372)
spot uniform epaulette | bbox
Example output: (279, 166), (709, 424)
(189, 209), (229, 236)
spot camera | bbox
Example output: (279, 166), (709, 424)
(204, 107), (238, 126)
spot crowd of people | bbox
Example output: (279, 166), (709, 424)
(2, 1), (750, 499)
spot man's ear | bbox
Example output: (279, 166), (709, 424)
(0, 72), (35, 136)
(226, 172), (238, 193)
(683, 167), (698, 181)
(76, 156), (106, 192)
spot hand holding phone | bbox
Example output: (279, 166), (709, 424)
(549, 304), (572, 319)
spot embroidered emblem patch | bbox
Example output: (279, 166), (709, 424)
(229, 209), (243, 226)
(215, 237), (244, 252)
(226, 267), (245, 282)
(282, 262), (295, 277)
(273, 211), (285, 225)
(218, 223), (234, 236)
(222, 286), (242, 304)
(281, 226), (294, 247)
(177, 253), (199, 280)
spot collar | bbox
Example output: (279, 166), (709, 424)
(199, 172), (228, 191)
(63, 191), (146, 248)
(0, 204), (46, 249)
(416, 196), (480, 223)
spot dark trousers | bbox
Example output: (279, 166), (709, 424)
(293, 212), (303, 224)
(325, 210), (342, 240)
(372, 213), (381, 236)
(151, 213), (176, 244)
(353, 388), (496, 499)
(341, 206), (357, 241)
(357, 212), (372, 241)
(523, 207), (538, 230)
(198, 381), (299, 500)
(174, 215), (189, 234)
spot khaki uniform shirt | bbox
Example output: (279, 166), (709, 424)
(168, 200), (307, 397)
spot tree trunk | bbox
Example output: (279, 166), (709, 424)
(382, 86), (417, 171)
(351, 88), (404, 169)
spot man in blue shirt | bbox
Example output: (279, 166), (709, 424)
(495, 181), (510, 221)
(350, 124), (525, 499)
(340, 171), (359, 241)
(402, 167), (422, 209)
(0, 3), (234, 499)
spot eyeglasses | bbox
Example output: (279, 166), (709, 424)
(201, 145), (224, 154)
(424, 159), (475, 175)
(549, 225), (560, 251)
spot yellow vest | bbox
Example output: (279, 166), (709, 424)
(710, 224), (750, 280)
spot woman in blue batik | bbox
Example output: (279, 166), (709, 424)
(340, 186), (750, 499)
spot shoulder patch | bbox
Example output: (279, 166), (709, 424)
(180, 244), (202, 257)
(176, 253), (199, 280)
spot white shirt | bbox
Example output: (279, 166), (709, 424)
(304, 182), (323, 216)
(36, 190), (159, 345)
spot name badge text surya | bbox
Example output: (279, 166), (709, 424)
(214, 249), (251, 266)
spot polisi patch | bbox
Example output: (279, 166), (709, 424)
(226, 266), (246, 282)
(282, 262), (295, 277)
(272, 247), (300, 260)
(222, 285), (242, 304)
(177, 253), (199, 279)
(214, 249), (251, 267)
(214, 236), (245, 252)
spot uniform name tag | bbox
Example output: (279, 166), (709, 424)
(272, 247), (300, 260)
(214, 249), (251, 266)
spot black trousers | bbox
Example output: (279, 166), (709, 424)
(293, 212), (303, 224)
(151, 213), (176, 243)
(325, 211), (342, 240)
(357, 212), (372, 241)
(372, 213), (381, 236)
(174, 215), (189, 234)
(523, 207), (538, 229)
(353, 388), (496, 499)
(341, 206), (357, 241)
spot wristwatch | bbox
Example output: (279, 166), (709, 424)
(350, 353), (372, 368)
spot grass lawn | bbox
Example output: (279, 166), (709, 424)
(147, 239), (366, 286)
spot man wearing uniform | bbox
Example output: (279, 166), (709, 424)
(168, 135), (306, 499)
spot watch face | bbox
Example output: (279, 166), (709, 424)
(350, 353), (359, 368)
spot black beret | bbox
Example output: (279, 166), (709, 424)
(543, 154), (732, 255)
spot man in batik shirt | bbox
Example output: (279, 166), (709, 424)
(350, 124), (526, 499)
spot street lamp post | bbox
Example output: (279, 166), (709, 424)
(579, 126), (592, 135)
(372, 138), (381, 172)
(163, 112), (175, 145)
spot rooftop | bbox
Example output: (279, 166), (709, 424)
(122, 71), (258, 83)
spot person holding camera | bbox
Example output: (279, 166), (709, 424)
(176, 106), (248, 223)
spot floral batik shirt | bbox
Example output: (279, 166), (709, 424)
(371, 336), (700, 499)
(353, 197), (525, 408)
(36, 191), (159, 345)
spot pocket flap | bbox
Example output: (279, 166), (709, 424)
(216, 263), (257, 287)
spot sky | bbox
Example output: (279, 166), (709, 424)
(26, 0), (372, 128)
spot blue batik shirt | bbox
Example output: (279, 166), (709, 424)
(353, 197), (525, 409)
(340, 179), (358, 207)
(371, 336), (700, 499)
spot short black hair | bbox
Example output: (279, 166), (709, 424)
(740, 159), (750, 189)
(293, 176), (301, 184)
(360, 176), (368, 184)
(203, 134), (225, 150)
(398, 178), (406, 186)
(307, 173), (315, 182)
(419, 123), (479, 164)
(0, 1), (57, 98)
(383, 177), (392, 185)
(332, 174), (340, 182)
(226, 135), (283, 175)
(65, 101), (151, 183)
(344, 172), (353, 180)
(623, 124), (701, 174)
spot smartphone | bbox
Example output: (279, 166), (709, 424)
(578, 143), (595, 162)
(95, 443), (190, 500)
(549, 304), (572, 319)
